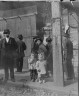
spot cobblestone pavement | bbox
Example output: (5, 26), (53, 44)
(0, 83), (53, 96)
(0, 82), (78, 96)
(0, 69), (78, 96)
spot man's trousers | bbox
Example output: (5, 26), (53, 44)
(3, 56), (14, 80)
(16, 57), (23, 72)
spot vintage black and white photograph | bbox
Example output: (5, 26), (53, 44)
(0, 0), (78, 96)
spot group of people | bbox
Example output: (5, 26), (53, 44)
(0, 28), (53, 83)
(0, 27), (74, 84)
(0, 29), (26, 82)
(28, 26), (75, 83)
(28, 36), (53, 83)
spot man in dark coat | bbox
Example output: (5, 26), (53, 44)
(16, 34), (26, 72)
(64, 29), (75, 80)
(0, 29), (18, 82)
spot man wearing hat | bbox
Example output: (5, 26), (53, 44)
(63, 28), (75, 80)
(0, 29), (18, 82)
(16, 34), (26, 72)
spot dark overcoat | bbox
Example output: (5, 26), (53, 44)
(0, 37), (18, 66)
(16, 40), (26, 58)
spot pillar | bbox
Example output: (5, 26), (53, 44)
(77, 13), (79, 95)
(51, 1), (64, 86)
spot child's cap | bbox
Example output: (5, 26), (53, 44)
(46, 37), (52, 43)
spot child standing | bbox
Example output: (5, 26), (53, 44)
(28, 52), (37, 82)
(36, 50), (47, 83)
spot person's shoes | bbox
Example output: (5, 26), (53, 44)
(42, 80), (45, 83)
(11, 78), (15, 82)
(39, 80), (42, 84)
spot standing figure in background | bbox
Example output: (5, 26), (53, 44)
(0, 29), (17, 82)
(46, 37), (53, 77)
(16, 34), (26, 72)
(64, 28), (75, 80)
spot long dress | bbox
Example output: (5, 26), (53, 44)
(65, 39), (74, 79)
(0, 37), (17, 80)
(46, 43), (53, 75)
(36, 60), (46, 77)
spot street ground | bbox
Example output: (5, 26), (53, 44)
(0, 69), (78, 96)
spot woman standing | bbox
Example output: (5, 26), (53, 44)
(46, 37), (53, 77)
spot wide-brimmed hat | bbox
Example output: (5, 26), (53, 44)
(35, 38), (43, 43)
(33, 36), (39, 40)
(18, 34), (23, 40)
(46, 37), (52, 42)
(3, 29), (10, 34)
(38, 49), (44, 54)
(64, 28), (70, 38)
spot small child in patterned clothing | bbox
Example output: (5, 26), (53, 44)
(36, 50), (47, 83)
(28, 52), (37, 82)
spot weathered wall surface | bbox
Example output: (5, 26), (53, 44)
(0, 1), (51, 30)
(0, 5), (37, 69)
